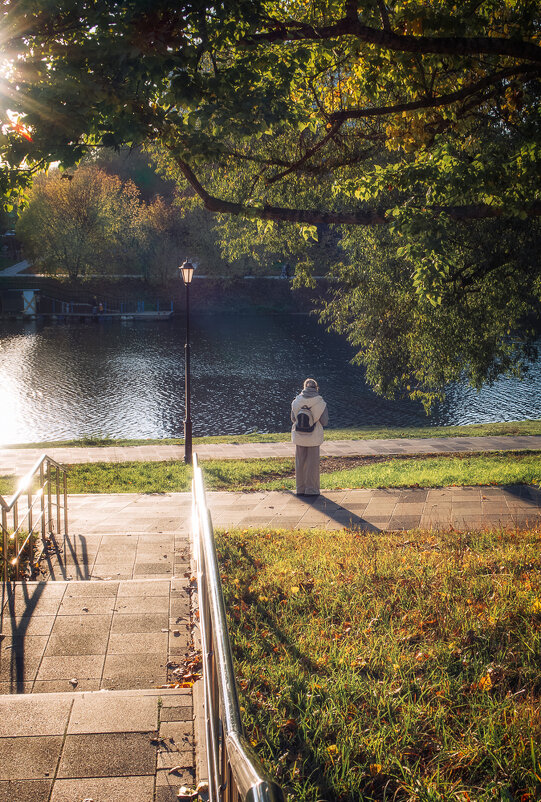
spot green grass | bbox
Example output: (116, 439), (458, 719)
(4, 418), (541, 449)
(216, 525), (541, 801)
(1, 452), (539, 495)
(258, 452), (541, 492)
(36, 458), (292, 494)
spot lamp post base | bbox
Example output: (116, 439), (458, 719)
(184, 419), (193, 465)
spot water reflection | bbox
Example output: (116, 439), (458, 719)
(1, 315), (540, 444)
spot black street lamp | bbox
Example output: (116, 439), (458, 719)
(180, 259), (195, 464)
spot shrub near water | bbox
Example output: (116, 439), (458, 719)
(216, 527), (541, 802)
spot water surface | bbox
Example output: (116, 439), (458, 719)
(1, 315), (540, 444)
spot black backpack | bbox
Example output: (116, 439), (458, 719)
(295, 405), (316, 433)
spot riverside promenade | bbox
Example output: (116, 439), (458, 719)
(1, 433), (541, 474)
(0, 435), (540, 530)
(1, 436), (540, 801)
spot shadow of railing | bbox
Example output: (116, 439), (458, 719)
(40, 532), (90, 581)
(0, 581), (48, 693)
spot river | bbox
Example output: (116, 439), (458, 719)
(1, 314), (540, 444)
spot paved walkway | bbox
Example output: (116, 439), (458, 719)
(1, 434), (540, 475)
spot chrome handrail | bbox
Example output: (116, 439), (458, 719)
(192, 453), (284, 802)
(0, 453), (68, 581)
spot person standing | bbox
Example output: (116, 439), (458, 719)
(291, 378), (329, 496)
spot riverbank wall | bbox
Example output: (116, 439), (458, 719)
(0, 275), (329, 317)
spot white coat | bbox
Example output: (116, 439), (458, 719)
(291, 392), (328, 446)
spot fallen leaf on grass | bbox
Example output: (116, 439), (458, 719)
(478, 673), (493, 691)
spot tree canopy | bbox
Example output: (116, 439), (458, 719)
(1, 1), (540, 405)
(1, 1), (539, 223)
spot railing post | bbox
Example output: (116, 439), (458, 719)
(2, 507), (7, 582)
(56, 466), (61, 535)
(27, 487), (33, 546)
(63, 471), (68, 538)
(40, 463), (46, 541)
(47, 460), (53, 534)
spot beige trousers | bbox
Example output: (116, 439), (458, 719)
(295, 445), (320, 495)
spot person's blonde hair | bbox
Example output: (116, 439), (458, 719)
(303, 378), (318, 391)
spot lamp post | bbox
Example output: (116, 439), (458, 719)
(180, 260), (195, 464)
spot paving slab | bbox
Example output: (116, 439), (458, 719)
(0, 779), (53, 802)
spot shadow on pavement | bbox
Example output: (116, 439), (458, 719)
(1, 581), (47, 693)
(295, 492), (380, 532)
(499, 484), (541, 506)
(41, 531), (90, 581)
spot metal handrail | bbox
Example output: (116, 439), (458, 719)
(192, 453), (284, 802)
(0, 453), (68, 581)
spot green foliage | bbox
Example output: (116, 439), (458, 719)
(319, 218), (541, 408)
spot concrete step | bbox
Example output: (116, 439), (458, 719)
(0, 578), (194, 694)
(0, 687), (195, 802)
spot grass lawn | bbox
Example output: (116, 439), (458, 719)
(4, 418), (541, 449)
(216, 525), (541, 801)
(0, 452), (539, 496)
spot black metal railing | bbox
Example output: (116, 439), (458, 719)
(192, 454), (284, 802)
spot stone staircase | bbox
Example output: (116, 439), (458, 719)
(0, 493), (198, 802)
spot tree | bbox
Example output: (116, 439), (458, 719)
(320, 217), (540, 408)
(16, 166), (149, 279)
(1, 1), (540, 401)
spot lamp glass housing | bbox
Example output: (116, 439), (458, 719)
(180, 261), (195, 284)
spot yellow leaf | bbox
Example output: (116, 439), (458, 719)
(369, 763), (382, 775)
(291, 586), (300, 594)
(479, 673), (493, 691)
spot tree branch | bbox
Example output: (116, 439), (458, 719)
(246, 17), (541, 64)
(265, 120), (343, 185)
(174, 157), (541, 226)
(329, 65), (537, 122)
